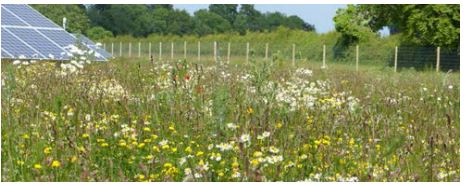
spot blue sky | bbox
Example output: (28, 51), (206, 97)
(173, 4), (390, 36)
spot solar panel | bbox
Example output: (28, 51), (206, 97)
(1, 7), (28, 26)
(78, 34), (112, 59)
(7, 27), (67, 59)
(2, 4), (60, 28)
(1, 4), (111, 61)
(2, 28), (44, 59)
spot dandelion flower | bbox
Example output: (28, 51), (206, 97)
(51, 160), (61, 168)
(33, 164), (42, 169)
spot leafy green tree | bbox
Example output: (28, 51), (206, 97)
(234, 4), (263, 34)
(208, 4), (238, 25)
(193, 9), (232, 36)
(335, 4), (460, 47)
(333, 5), (373, 44)
(164, 9), (194, 36)
(32, 4), (90, 33)
(86, 26), (113, 40)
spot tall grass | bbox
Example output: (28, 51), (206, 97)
(1, 56), (459, 181)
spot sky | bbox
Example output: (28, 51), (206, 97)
(173, 4), (390, 36)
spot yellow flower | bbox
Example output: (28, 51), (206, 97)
(51, 160), (61, 168)
(185, 146), (193, 154)
(22, 134), (30, 139)
(33, 164), (42, 169)
(100, 143), (109, 147)
(144, 138), (152, 143)
(143, 127), (151, 132)
(349, 138), (355, 146)
(276, 122), (283, 129)
(119, 140), (127, 147)
(164, 163), (173, 168)
(247, 107), (254, 114)
(82, 133), (90, 138)
(171, 147), (177, 153)
(138, 143), (146, 149)
(196, 151), (204, 157)
(232, 161), (239, 169)
(43, 147), (52, 154)
(151, 134), (158, 139)
(152, 146), (160, 152)
(253, 151), (263, 157)
(250, 159), (260, 167)
(162, 144), (170, 150)
(218, 172), (225, 177)
(96, 138), (105, 143)
(16, 160), (25, 165)
(70, 156), (78, 163)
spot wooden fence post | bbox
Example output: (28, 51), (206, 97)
(149, 42), (152, 57)
(184, 41), (187, 59)
(322, 44), (326, 68)
(129, 43), (131, 57)
(227, 42), (231, 63)
(198, 41), (201, 62)
(171, 42), (174, 61)
(213, 41), (217, 63)
(394, 46), (398, 72)
(265, 43), (269, 61)
(111, 42), (114, 56)
(119, 42), (122, 57)
(356, 45), (359, 71)
(436, 47), (441, 72)
(246, 42), (249, 64)
(292, 44), (296, 65)
(138, 42), (141, 58)
(103, 43), (106, 51)
(159, 42), (162, 61)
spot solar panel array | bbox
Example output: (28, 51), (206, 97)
(1, 4), (111, 61)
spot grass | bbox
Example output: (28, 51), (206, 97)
(1, 55), (460, 181)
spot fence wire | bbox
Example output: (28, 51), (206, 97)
(103, 41), (460, 71)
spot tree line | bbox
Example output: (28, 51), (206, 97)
(32, 4), (459, 49)
(32, 4), (315, 39)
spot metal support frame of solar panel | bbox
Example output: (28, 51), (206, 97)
(1, 4), (110, 61)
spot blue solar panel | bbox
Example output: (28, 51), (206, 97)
(7, 27), (67, 59)
(37, 29), (76, 47)
(1, 7), (28, 26)
(78, 35), (112, 59)
(1, 4), (111, 61)
(1, 28), (44, 59)
(2, 49), (14, 58)
(2, 4), (59, 28)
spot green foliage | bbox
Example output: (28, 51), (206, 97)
(193, 9), (232, 36)
(208, 4), (238, 25)
(333, 5), (373, 44)
(85, 4), (314, 37)
(32, 4), (89, 33)
(335, 4), (460, 48)
(85, 26), (113, 41)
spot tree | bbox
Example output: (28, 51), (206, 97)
(334, 4), (460, 48)
(86, 26), (113, 40)
(208, 4), (238, 25)
(32, 4), (90, 33)
(164, 9), (194, 36)
(193, 9), (232, 36)
(88, 5), (153, 37)
(333, 5), (373, 44)
(234, 4), (263, 34)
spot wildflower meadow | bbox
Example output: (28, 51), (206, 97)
(1, 55), (460, 181)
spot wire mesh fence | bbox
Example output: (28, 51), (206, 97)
(102, 41), (460, 72)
